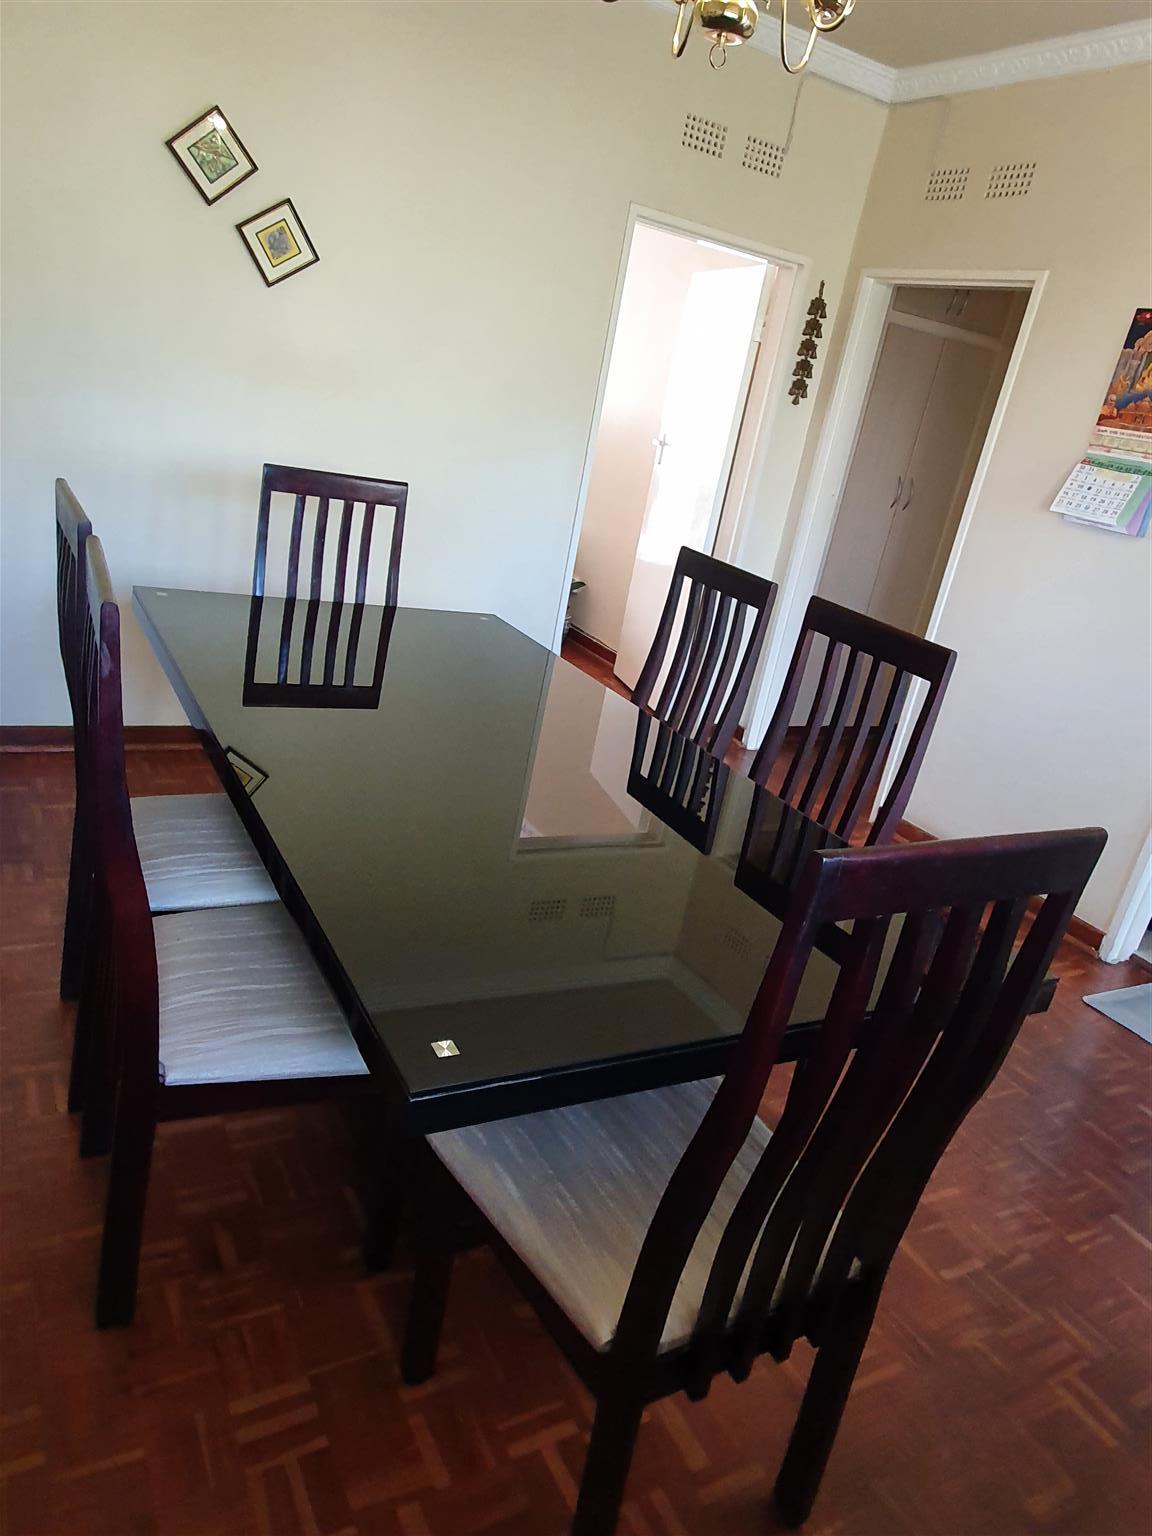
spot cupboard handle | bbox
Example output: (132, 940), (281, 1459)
(890, 475), (903, 508)
(901, 477), (915, 511)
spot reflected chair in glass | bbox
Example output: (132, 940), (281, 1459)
(751, 596), (956, 845)
(79, 536), (374, 1327)
(631, 545), (777, 759)
(399, 824), (1104, 1534)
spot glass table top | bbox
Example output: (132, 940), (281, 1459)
(134, 588), (848, 1128)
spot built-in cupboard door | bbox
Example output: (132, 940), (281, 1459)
(816, 322), (942, 615)
(869, 337), (998, 633)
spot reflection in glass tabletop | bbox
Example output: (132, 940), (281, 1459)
(135, 588), (850, 1130)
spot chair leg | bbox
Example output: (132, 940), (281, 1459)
(362, 1133), (419, 1272)
(773, 1282), (882, 1529)
(570, 1391), (645, 1536)
(400, 1246), (455, 1385)
(59, 820), (88, 1002)
(95, 1098), (156, 1329)
(76, 966), (116, 1159)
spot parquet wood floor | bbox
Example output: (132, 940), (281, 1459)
(2, 747), (1150, 1536)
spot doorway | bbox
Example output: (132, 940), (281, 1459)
(815, 284), (1028, 636)
(566, 218), (789, 691)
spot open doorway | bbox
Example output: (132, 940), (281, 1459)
(566, 218), (788, 691)
(815, 284), (1028, 636)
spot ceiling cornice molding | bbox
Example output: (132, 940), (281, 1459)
(638, 4), (1152, 106)
(887, 19), (1152, 103)
(748, 21), (899, 99)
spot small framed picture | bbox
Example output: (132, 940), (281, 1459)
(236, 199), (319, 287)
(166, 106), (257, 205)
(224, 745), (268, 796)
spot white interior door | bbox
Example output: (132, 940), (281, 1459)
(870, 337), (1000, 632)
(816, 322), (942, 617)
(614, 260), (769, 690)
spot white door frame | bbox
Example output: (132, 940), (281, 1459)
(1100, 830), (1152, 963)
(551, 203), (809, 654)
(742, 267), (1049, 790)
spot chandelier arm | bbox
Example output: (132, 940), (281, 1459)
(779, 0), (818, 73)
(672, 0), (696, 57)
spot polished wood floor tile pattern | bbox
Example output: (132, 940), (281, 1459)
(2, 749), (1149, 1536)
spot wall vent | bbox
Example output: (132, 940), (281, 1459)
(528, 897), (567, 924)
(579, 894), (616, 922)
(722, 925), (752, 960)
(742, 135), (786, 178)
(924, 166), (969, 202)
(985, 162), (1035, 200)
(683, 113), (727, 159)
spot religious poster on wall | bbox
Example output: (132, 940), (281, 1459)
(1091, 307), (1152, 461)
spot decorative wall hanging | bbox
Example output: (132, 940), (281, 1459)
(236, 199), (319, 287)
(166, 106), (257, 205)
(1091, 307), (1152, 461)
(789, 280), (827, 404)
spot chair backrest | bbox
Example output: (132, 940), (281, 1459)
(611, 825), (1106, 1375)
(80, 538), (160, 1094)
(631, 546), (777, 758)
(55, 478), (92, 714)
(751, 597), (955, 844)
(251, 463), (407, 693)
(626, 712), (730, 854)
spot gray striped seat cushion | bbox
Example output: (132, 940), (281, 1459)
(429, 1080), (770, 1353)
(132, 793), (277, 912)
(155, 904), (369, 1086)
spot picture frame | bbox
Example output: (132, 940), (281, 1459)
(224, 745), (268, 796)
(235, 199), (319, 287)
(166, 106), (257, 206)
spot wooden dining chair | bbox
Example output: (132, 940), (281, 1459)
(251, 463), (407, 690)
(78, 536), (374, 1327)
(54, 483), (278, 1019)
(630, 546), (777, 759)
(400, 824), (1105, 1534)
(751, 596), (956, 845)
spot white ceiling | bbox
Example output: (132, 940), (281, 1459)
(794, 1), (1150, 70)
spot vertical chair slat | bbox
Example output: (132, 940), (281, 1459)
(668, 586), (719, 734)
(834, 669), (910, 840)
(655, 579), (705, 720)
(299, 498), (330, 684)
(798, 646), (863, 817)
(779, 638), (843, 804)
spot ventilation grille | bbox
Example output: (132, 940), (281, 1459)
(579, 894), (616, 922)
(743, 134), (786, 178)
(985, 162), (1035, 200)
(683, 112), (727, 159)
(722, 925), (753, 960)
(527, 897), (566, 924)
(924, 166), (969, 202)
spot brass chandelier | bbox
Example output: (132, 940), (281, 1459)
(603, 0), (857, 73)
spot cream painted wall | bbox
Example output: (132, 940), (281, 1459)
(0, 0), (886, 724)
(836, 64), (1152, 930)
(572, 223), (761, 652)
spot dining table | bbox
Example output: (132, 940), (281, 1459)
(133, 587), (1056, 1144)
